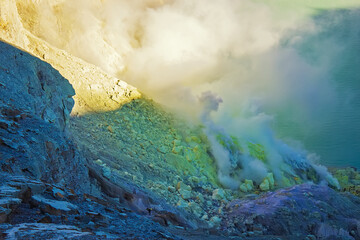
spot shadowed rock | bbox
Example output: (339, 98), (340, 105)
(223, 183), (360, 239)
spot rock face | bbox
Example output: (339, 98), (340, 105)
(0, 41), (90, 192)
(223, 183), (360, 239)
(0, 40), (74, 131)
(0, 173), (182, 240)
(0, 41), (196, 239)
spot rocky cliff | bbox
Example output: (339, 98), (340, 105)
(1, 1), (360, 240)
(0, 40), (90, 191)
(0, 40), (192, 240)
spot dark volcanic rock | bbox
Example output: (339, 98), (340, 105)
(0, 173), (183, 239)
(0, 40), (91, 192)
(0, 41), (189, 239)
(4, 223), (94, 239)
(223, 183), (360, 239)
(0, 42), (74, 131)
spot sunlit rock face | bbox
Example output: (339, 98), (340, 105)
(0, 0), (141, 115)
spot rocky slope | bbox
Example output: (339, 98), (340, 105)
(223, 183), (360, 239)
(1, 39), (360, 240)
(0, 40), (195, 239)
(1, 1), (360, 239)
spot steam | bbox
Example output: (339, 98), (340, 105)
(198, 90), (338, 188)
(23, 0), (354, 113)
(18, 0), (360, 187)
(199, 91), (340, 189)
(24, 0), (301, 103)
(199, 91), (240, 189)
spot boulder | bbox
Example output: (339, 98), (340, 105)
(209, 216), (221, 228)
(179, 189), (192, 200)
(212, 189), (225, 200)
(259, 178), (270, 191)
(240, 183), (248, 193)
(31, 195), (79, 215)
(240, 179), (254, 192)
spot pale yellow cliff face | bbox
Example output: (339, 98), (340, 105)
(0, 0), (141, 115)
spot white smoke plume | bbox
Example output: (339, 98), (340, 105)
(199, 91), (340, 189)
(15, 0), (360, 186)
(199, 91), (241, 189)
